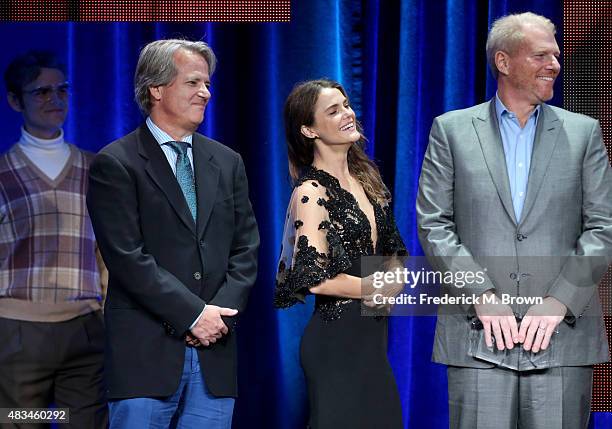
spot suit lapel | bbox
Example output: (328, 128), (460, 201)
(520, 104), (562, 225)
(192, 134), (220, 240)
(473, 100), (518, 225)
(137, 125), (196, 236)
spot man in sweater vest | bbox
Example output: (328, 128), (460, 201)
(0, 51), (108, 428)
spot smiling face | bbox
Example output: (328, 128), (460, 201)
(303, 87), (361, 145)
(149, 48), (211, 138)
(500, 24), (561, 107)
(8, 67), (68, 139)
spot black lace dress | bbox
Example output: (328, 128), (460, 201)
(274, 167), (406, 429)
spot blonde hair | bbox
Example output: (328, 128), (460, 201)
(486, 12), (556, 79)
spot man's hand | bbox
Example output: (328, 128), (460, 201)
(518, 296), (566, 353)
(474, 291), (519, 350)
(185, 332), (201, 347)
(190, 305), (238, 347)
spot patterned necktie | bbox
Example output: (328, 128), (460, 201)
(165, 141), (197, 220)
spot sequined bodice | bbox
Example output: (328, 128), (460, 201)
(303, 168), (383, 256)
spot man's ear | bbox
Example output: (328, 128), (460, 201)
(300, 125), (319, 139)
(149, 86), (163, 102)
(495, 51), (510, 76)
(7, 92), (23, 113)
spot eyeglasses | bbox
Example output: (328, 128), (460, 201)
(22, 82), (70, 102)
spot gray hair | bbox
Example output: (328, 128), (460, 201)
(486, 12), (556, 79)
(134, 39), (217, 115)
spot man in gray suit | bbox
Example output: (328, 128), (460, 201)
(417, 12), (612, 428)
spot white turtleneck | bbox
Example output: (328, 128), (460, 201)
(17, 127), (71, 181)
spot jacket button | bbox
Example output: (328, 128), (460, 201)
(510, 273), (517, 280)
(162, 321), (175, 336)
(193, 271), (202, 280)
(516, 233), (526, 241)
(199, 240), (205, 247)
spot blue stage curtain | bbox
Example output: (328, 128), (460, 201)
(0, 1), (608, 428)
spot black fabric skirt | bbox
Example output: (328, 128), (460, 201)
(300, 260), (403, 429)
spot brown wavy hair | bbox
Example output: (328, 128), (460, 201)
(283, 79), (390, 204)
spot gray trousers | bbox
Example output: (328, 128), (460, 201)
(447, 366), (593, 429)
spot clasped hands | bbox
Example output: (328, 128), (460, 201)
(362, 272), (404, 311)
(474, 291), (567, 353)
(185, 305), (238, 348)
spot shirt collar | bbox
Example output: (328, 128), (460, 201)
(495, 93), (540, 124)
(146, 116), (193, 147)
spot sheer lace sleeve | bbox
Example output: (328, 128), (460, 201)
(274, 180), (352, 308)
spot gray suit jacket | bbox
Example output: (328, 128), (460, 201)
(417, 99), (612, 368)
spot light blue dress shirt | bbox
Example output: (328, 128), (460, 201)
(495, 95), (540, 222)
(145, 117), (204, 330)
(146, 116), (194, 173)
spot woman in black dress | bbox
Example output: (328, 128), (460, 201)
(274, 79), (406, 429)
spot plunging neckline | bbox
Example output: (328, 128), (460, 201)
(309, 166), (379, 251)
